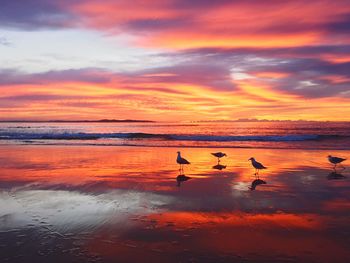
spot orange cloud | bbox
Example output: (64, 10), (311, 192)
(68, 0), (350, 49)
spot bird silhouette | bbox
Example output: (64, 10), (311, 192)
(248, 157), (267, 176)
(328, 155), (346, 170)
(177, 151), (190, 174)
(211, 152), (227, 163)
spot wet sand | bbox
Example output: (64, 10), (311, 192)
(1, 146), (350, 263)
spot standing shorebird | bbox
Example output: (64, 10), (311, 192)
(177, 151), (190, 173)
(328, 155), (346, 170)
(211, 152), (227, 163)
(248, 157), (267, 175)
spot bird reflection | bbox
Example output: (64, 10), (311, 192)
(249, 178), (267, 190)
(212, 164), (227, 170)
(176, 174), (191, 187)
(327, 171), (346, 180)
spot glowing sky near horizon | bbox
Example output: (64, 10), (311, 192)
(1, 0), (350, 121)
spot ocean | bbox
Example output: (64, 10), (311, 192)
(1, 121), (350, 149)
(1, 122), (350, 262)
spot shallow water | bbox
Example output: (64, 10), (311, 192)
(1, 146), (350, 262)
(1, 121), (350, 149)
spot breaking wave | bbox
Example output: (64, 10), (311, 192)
(0, 132), (344, 142)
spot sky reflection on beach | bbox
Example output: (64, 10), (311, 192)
(1, 146), (350, 262)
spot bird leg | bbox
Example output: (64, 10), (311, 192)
(181, 165), (185, 175)
(333, 164), (337, 171)
(179, 164), (184, 174)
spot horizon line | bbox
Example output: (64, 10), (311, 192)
(0, 119), (350, 123)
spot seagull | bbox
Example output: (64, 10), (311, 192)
(211, 152), (227, 163)
(248, 157), (267, 175)
(328, 155), (346, 170)
(177, 151), (190, 173)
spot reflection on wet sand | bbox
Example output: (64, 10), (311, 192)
(327, 171), (346, 180)
(176, 174), (191, 187)
(1, 146), (350, 263)
(249, 178), (267, 190)
(212, 164), (226, 170)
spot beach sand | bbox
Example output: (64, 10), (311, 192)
(1, 145), (350, 262)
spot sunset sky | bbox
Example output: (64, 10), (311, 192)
(1, 0), (350, 121)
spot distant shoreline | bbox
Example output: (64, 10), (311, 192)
(0, 119), (155, 123)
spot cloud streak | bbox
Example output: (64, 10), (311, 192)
(0, 0), (350, 120)
(0, 63), (349, 121)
